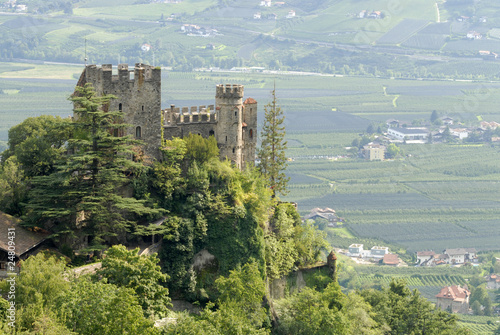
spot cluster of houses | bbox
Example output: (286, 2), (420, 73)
(384, 118), (500, 144)
(180, 24), (219, 37)
(347, 244), (401, 266)
(416, 248), (478, 266)
(358, 10), (383, 19)
(259, 0), (285, 7)
(254, 1), (295, 20)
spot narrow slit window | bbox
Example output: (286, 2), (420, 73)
(136, 126), (142, 138)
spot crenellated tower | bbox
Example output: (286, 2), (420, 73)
(215, 84), (245, 169)
(76, 63), (162, 159)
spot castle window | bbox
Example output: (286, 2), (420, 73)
(209, 130), (215, 137)
(235, 111), (237, 117)
(233, 148), (235, 153)
(142, 105), (144, 111)
(225, 136), (227, 142)
(249, 129), (253, 139)
(136, 126), (142, 138)
(119, 103), (123, 112)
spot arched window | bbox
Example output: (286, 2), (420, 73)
(235, 111), (237, 117)
(142, 105), (144, 111)
(232, 147), (235, 153)
(209, 130), (215, 137)
(119, 103), (123, 112)
(249, 129), (253, 139)
(136, 126), (142, 138)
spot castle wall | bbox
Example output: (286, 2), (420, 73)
(81, 63), (162, 160)
(78, 64), (256, 168)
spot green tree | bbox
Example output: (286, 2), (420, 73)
(24, 83), (163, 248)
(94, 245), (171, 318)
(385, 143), (400, 159)
(0, 156), (27, 215)
(431, 110), (439, 123)
(2, 115), (72, 178)
(59, 278), (157, 335)
(184, 133), (219, 165)
(257, 87), (290, 198)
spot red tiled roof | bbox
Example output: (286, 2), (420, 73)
(383, 254), (399, 265)
(244, 98), (257, 104)
(436, 286), (469, 302)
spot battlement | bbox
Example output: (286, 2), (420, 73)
(216, 84), (244, 99)
(86, 63), (160, 84)
(163, 104), (216, 126)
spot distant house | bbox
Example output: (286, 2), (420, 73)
(480, 121), (500, 130)
(441, 117), (454, 125)
(450, 128), (469, 139)
(274, 1), (285, 6)
(260, 0), (271, 7)
(286, 10), (295, 18)
(485, 274), (500, 290)
(436, 285), (470, 313)
(386, 119), (400, 128)
(358, 10), (367, 19)
(362, 143), (385, 161)
(141, 43), (151, 52)
(253, 12), (261, 19)
(444, 248), (477, 264)
(371, 246), (389, 258)
(383, 254), (399, 266)
(303, 207), (339, 224)
(387, 127), (429, 142)
(480, 16), (488, 23)
(417, 251), (436, 265)
(368, 11), (382, 19)
(466, 31), (482, 40)
(348, 244), (363, 257)
(0, 212), (49, 277)
(457, 16), (469, 22)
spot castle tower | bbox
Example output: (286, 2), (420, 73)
(76, 63), (162, 160)
(242, 97), (258, 169)
(215, 84), (245, 169)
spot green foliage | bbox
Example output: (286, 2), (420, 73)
(23, 83), (164, 247)
(164, 261), (269, 335)
(294, 221), (329, 267)
(0, 155), (27, 215)
(360, 279), (470, 335)
(60, 278), (158, 335)
(94, 245), (171, 318)
(274, 282), (349, 335)
(385, 143), (400, 159)
(2, 115), (72, 177)
(184, 133), (219, 165)
(257, 88), (290, 198)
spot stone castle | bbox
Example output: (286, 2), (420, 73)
(76, 63), (257, 169)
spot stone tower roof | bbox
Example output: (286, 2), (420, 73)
(244, 98), (257, 104)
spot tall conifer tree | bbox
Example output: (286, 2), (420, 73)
(257, 86), (289, 198)
(25, 83), (163, 249)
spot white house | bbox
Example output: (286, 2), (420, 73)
(486, 274), (500, 290)
(286, 10), (295, 18)
(466, 31), (482, 40)
(444, 248), (477, 264)
(260, 0), (271, 7)
(417, 251), (436, 264)
(387, 127), (429, 141)
(141, 43), (151, 52)
(450, 128), (469, 139)
(348, 244), (363, 257)
(253, 12), (261, 19)
(370, 246), (389, 258)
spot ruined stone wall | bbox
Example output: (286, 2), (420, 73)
(81, 63), (162, 160)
